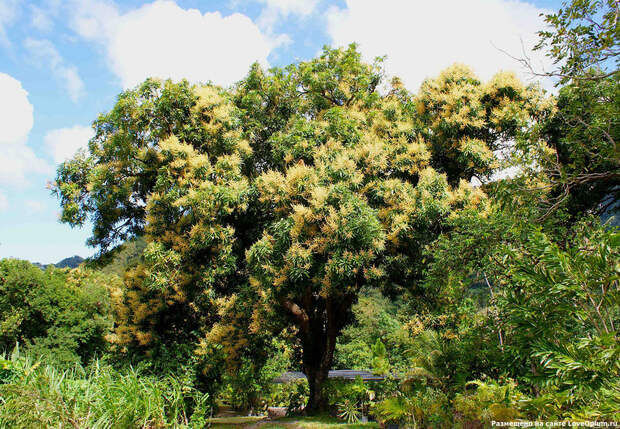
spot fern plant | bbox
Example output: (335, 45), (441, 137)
(372, 395), (418, 428)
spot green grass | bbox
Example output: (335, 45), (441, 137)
(0, 349), (211, 428)
(271, 416), (379, 428)
(207, 415), (266, 427)
(208, 424), (257, 428)
(208, 416), (266, 424)
(206, 423), (247, 429)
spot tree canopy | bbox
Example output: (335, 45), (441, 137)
(51, 44), (555, 412)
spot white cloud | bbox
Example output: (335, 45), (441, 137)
(0, 73), (33, 145)
(70, 0), (118, 42)
(0, 0), (18, 46)
(28, 1), (63, 32)
(256, 0), (319, 30)
(262, 0), (318, 17)
(0, 192), (7, 212)
(30, 5), (54, 31)
(70, 0), (279, 88)
(0, 73), (52, 186)
(326, 0), (554, 92)
(0, 144), (52, 186)
(44, 125), (94, 164)
(24, 38), (85, 102)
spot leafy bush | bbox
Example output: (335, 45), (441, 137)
(500, 222), (619, 364)
(326, 377), (377, 415)
(217, 337), (293, 412)
(527, 334), (620, 420)
(219, 357), (268, 412)
(372, 388), (450, 429)
(267, 379), (309, 413)
(371, 340), (389, 376)
(372, 395), (412, 425)
(453, 379), (526, 427)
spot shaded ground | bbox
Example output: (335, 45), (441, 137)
(208, 415), (379, 428)
(207, 415), (266, 427)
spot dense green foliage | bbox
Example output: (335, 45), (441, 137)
(422, 213), (619, 421)
(334, 289), (412, 373)
(0, 260), (113, 366)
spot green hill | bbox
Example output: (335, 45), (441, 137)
(32, 255), (84, 270)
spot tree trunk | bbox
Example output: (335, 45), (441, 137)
(282, 293), (353, 414)
(306, 366), (330, 413)
(302, 314), (337, 414)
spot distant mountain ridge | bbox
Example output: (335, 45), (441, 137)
(30, 237), (146, 273)
(33, 255), (85, 270)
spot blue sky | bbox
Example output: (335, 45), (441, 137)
(0, 0), (562, 264)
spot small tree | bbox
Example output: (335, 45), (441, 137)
(371, 339), (389, 376)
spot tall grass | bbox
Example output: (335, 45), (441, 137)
(0, 349), (210, 428)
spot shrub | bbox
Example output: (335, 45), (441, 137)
(372, 388), (450, 429)
(267, 379), (309, 413)
(327, 377), (377, 416)
(453, 379), (526, 427)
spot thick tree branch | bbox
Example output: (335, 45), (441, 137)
(281, 298), (310, 333)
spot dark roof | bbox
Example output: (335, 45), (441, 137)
(273, 370), (387, 383)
